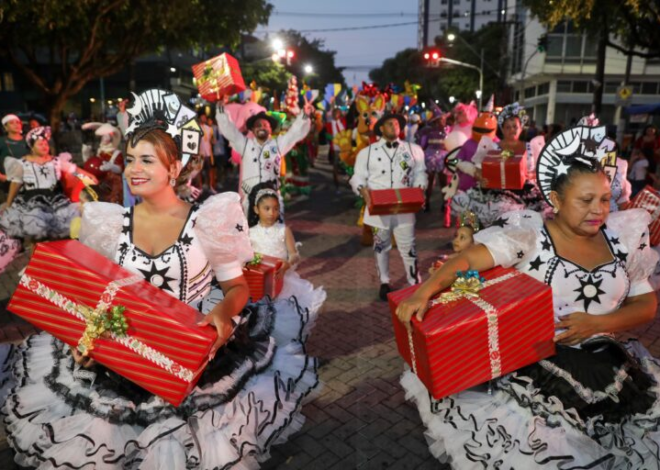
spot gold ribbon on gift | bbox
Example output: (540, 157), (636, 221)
(248, 253), (264, 266)
(77, 304), (128, 356)
(391, 188), (404, 215)
(430, 276), (483, 305)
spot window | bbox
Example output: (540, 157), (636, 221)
(441, 0), (448, 4)
(525, 87), (536, 98)
(604, 82), (619, 94)
(546, 35), (563, 58)
(441, 10), (448, 18)
(642, 82), (659, 95)
(537, 83), (550, 95)
(565, 35), (582, 58)
(3, 73), (14, 92)
(453, 0), (460, 3)
(572, 81), (588, 93)
(453, 10), (460, 17)
(557, 81), (572, 92)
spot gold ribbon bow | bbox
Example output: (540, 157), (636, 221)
(78, 305), (129, 356)
(431, 275), (484, 306)
(248, 253), (264, 266)
(500, 149), (514, 159)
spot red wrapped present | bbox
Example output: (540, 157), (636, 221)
(481, 150), (526, 190)
(60, 169), (99, 203)
(8, 240), (217, 407)
(368, 187), (425, 215)
(628, 185), (660, 246)
(243, 254), (284, 301)
(192, 53), (246, 103)
(388, 266), (555, 399)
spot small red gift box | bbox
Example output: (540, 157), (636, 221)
(8, 240), (217, 407)
(192, 53), (246, 103)
(388, 266), (555, 399)
(368, 187), (425, 215)
(629, 185), (660, 246)
(243, 254), (284, 301)
(481, 150), (526, 190)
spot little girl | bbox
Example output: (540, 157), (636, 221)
(248, 185), (326, 334)
(429, 210), (479, 274)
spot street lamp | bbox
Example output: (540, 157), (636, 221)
(475, 90), (483, 100)
(449, 96), (456, 104)
(447, 33), (456, 42)
(304, 64), (314, 74)
(271, 38), (284, 51)
(446, 32), (485, 109)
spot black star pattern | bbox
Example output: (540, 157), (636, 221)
(523, 214), (532, 219)
(616, 250), (628, 262)
(118, 242), (129, 254)
(180, 234), (193, 246)
(610, 237), (620, 245)
(528, 256), (545, 271)
(517, 251), (524, 259)
(121, 225), (130, 235)
(583, 137), (599, 153)
(639, 243), (648, 250)
(236, 224), (244, 232)
(491, 217), (509, 228)
(39, 166), (50, 178)
(574, 274), (605, 312)
(137, 262), (176, 293)
(541, 237), (552, 251)
(191, 218), (197, 228)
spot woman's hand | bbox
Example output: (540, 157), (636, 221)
(396, 292), (431, 330)
(276, 261), (290, 279)
(554, 312), (599, 346)
(199, 312), (234, 359)
(70, 346), (96, 368)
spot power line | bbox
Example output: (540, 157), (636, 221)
(273, 10), (417, 18)
(256, 21), (420, 34)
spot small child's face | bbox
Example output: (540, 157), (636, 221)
(452, 227), (474, 253)
(254, 197), (280, 226)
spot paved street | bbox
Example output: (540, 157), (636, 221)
(2, 155), (660, 469)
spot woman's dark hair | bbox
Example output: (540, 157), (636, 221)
(246, 181), (279, 227)
(550, 155), (607, 200)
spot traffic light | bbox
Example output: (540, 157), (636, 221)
(537, 34), (548, 53)
(286, 50), (294, 66)
(423, 49), (441, 68)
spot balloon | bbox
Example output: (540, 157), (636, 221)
(444, 129), (469, 151)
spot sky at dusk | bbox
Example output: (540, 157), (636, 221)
(253, 0), (419, 86)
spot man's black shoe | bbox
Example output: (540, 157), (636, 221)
(379, 283), (392, 301)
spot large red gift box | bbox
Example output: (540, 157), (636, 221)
(628, 185), (660, 246)
(368, 188), (425, 215)
(8, 240), (217, 407)
(243, 254), (284, 301)
(388, 266), (555, 399)
(192, 53), (246, 103)
(481, 150), (526, 190)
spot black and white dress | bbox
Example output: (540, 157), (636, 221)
(0, 193), (320, 469)
(401, 209), (660, 469)
(0, 156), (79, 240)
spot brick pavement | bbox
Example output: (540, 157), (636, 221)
(1, 154), (660, 469)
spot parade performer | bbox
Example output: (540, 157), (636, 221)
(326, 107), (346, 191)
(0, 126), (80, 243)
(450, 101), (478, 141)
(81, 122), (125, 204)
(396, 124), (660, 469)
(0, 114), (29, 201)
(428, 210), (478, 275)
(247, 184), (326, 336)
(0, 89), (319, 469)
(216, 96), (313, 214)
(417, 104), (448, 212)
(350, 113), (428, 301)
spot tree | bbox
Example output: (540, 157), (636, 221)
(242, 61), (292, 96)
(0, 0), (272, 129)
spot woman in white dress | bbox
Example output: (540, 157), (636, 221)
(0, 90), (320, 469)
(396, 124), (660, 469)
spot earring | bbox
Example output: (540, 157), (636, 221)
(552, 207), (559, 214)
(170, 178), (176, 187)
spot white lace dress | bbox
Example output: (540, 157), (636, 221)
(0, 193), (319, 470)
(401, 209), (660, 469)
(0, 156), (80, 240)
(248, 222), (325, 338)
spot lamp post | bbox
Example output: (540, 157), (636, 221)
(446, 33), (485, 110)
(440, 57), (483, 110)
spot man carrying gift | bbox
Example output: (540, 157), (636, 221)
(215, 96), (313, 214)
(350, 112), (428, 300)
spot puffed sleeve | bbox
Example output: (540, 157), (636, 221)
(4, 157), (23, 183)
(79, 202), (124, 260)
(473, 210), (542, 268)
(194, 192), (254, 282)
(53, 153), (78, 179)
(605, 209), (658, 297)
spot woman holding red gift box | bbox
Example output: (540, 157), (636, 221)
(0, 89), (319, 470)
(396, 124), (660, 469)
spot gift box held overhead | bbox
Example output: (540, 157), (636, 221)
(243, 254), (284, 301)
(388, 267), (555, 400)
(628, 185), (660, 246)
(8, 240), (217, 407)
(368, 187), (425, 215)
(481, 150), (526, 190)
(192, 53), (246, 102)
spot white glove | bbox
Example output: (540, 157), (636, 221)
(99, 161), (122, 174)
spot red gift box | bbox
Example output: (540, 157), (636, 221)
(388, 266), (555, 399)
(628, 185), (660, 246)
(8, 240), (217, 407)
(368, 187), (425, 215)
(481, 150), (526, 190)
(192, 53), (246, 103)
(243, 254), (284, 301)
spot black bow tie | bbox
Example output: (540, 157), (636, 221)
(385, 141), (399, 149)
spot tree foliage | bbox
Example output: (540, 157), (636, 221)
(522, 0), (660, 57)
(242, 62), (292, 95)
(0, 0), (273, 126)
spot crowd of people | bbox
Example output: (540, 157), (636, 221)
(0, 82), (660, 469)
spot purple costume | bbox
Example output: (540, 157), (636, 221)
(418, 125), (448, 173)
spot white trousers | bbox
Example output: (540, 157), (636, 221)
(372, 222), (420, 285)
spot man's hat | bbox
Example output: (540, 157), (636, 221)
(246, 112), (279, 131)
(374, 113), (406, 137)
(2, 114), (20, 126)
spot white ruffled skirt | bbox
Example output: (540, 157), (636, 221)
(0, 286), (324, 469)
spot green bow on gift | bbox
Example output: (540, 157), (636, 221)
(431, 270), (486, 306)
(78, 305), (129, 356)
(501, 149), (514, 159)
(248, 253), (263, 266)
